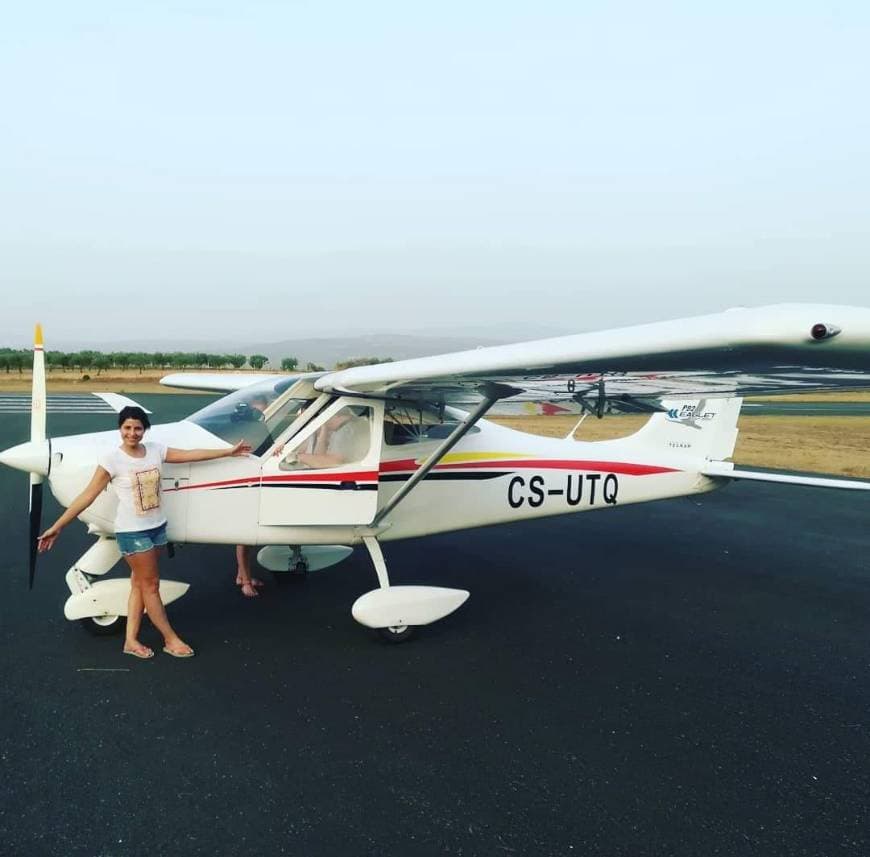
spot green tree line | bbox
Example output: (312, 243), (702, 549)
(0, 349), (296, 374)
(0, 349), (393, 374)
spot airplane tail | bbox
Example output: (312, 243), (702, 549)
(619, 397), (743, 463)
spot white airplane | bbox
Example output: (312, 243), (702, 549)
(2, 304), (869, 643)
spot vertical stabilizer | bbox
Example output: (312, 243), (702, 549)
(622, 397), (743, 462)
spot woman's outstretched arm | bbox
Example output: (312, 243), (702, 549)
(165, 440), (252, 464)
(38, 466), (112, 552)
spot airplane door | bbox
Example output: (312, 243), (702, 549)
(259, 399), (383, 526)
(161, 462), (189, 542)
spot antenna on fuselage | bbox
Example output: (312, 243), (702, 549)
(563, 412), (588, 440)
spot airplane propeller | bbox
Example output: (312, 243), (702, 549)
(28, 324), (47, 588)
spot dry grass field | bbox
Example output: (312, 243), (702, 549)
(0, 369), (254, 394)
(749, 391), (870, 402)
(0, 370), (867, 478)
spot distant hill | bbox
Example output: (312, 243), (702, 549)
(0, 324), (577, 369)
(245, 334), (510, 369)
(0, 334), (517, 370)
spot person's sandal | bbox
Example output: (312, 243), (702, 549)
(240, 582), (259, 598)
(162, 646), (195, 658)
(123, 645), (154, 659)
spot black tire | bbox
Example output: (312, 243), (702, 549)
(377, 625), (416, 644)
(272, 563), (308, 585)
(79, 615), (126, 637)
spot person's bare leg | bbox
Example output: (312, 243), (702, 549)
(235, 545), (248, 585)
(126, 549), (193, 655)
(235, 545), (261, 597)
(124, 564), (149, 656)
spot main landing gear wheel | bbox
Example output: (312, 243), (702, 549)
(79, 615), (126, 637)
(272, 545), (310, 585)
(377, 624), (416, 644)
(273, 560), (309, 585)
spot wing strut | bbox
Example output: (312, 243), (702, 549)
(372, 390), (502, 526)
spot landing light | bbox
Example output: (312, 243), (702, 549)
(810, 323), (841, 341)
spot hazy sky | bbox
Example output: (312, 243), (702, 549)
(2, 1), (868, 345)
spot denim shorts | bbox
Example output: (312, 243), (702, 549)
(116, 522), (168, 556)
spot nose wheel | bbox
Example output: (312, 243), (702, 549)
(79, 615), (125, 636)
(377, 624), (415, 644)
(353, 537), (469, 642)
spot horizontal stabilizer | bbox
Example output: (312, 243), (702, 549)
(703, 462), (870, 491)
(92, 392), (152, 414)
(352, 585), (470, 629)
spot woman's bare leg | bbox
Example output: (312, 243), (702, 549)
(124, 568), (147, 654)
(235, 545), (261, 596)
(235, 545), (249, 585)
(126, 549), (193, 655)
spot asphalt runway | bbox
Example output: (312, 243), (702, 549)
(1, 396), (869, 856)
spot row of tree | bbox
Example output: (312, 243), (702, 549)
(0, 349), (298, 374)
(0, 349), (393, 374)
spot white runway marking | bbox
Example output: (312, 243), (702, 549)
(0, 395), (115, 414)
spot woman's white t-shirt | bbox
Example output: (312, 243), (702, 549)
(98, 442), (168, 532)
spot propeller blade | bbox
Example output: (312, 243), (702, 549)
(29, 324), (47, 589)
(28, 478), (43, 589)
(31, 323), (46, 445)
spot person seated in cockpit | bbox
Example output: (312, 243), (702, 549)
(233, 393), (269, 422)
(249, 393), (269, 416)
(239, 408), (370, 595)
(282, 407), (370, 470)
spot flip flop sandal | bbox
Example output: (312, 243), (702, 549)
(163, 646), (195, 658)
(123, 646), (154, 659)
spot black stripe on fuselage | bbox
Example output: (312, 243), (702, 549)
(379, 471), (509, 482)
(261, 483), (379, 491)
(199, 471), (509, 492)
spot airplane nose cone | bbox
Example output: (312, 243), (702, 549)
(0, 440), (50, 476)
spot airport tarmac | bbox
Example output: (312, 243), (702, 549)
(1, 397), (869, 856)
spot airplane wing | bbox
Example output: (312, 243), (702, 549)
(159, 373), (285, 393)
(314, 304), (870, 409)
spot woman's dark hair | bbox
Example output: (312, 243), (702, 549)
(118, 406), (151, 430)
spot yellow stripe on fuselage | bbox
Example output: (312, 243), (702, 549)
(433, 451), (535, 466)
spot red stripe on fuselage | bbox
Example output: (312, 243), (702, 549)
(165, 458), (678, 493)
(165, 470), (379, 493)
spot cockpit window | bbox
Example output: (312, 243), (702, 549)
(384, 403), (479, 446)
(279, 405), (373, 470)
(186, 378), (311, 455)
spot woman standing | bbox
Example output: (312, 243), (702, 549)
(38, 406), (251, 659)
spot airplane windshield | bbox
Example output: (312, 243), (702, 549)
(186, 379), (311, 455)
